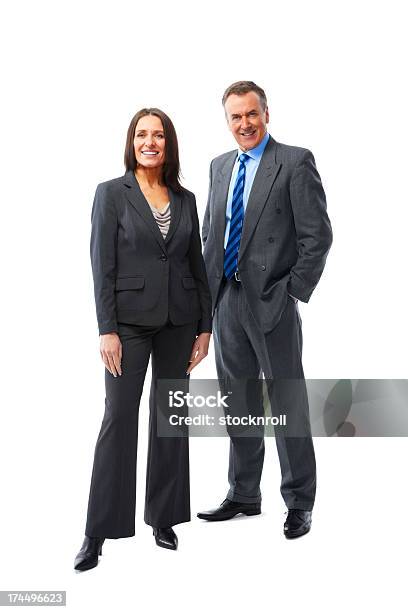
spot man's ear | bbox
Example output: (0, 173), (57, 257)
(265, 106), (270, 124)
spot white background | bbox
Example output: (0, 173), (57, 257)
(1, 0), (407, 610)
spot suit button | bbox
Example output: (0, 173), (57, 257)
(216, 273), (221, 278)
(276, 208), (281, 214)
(268, 237), (275, 243)
(261, 265), (266, 271)
(159, 254), (167, 261)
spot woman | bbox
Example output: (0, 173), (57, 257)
(74, 108), (212, 571)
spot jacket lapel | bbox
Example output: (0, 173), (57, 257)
(122, 170), (167, 253)
(213, 151), (237, 260)
(238, 137), (282, 263)
(164, 188), (182, 245)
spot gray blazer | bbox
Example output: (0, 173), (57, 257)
(202, 135), (333, 333)
(91, 170), (212, 335)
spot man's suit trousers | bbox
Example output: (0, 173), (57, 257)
(85, 320), (198, 538)
(213, 280), (316, 511)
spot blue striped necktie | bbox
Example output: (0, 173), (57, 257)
(224, 153), (250, 280)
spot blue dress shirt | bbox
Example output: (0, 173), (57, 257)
(224, 131), (270, 249)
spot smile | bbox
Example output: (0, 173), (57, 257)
(141, 151), (159, 155)
(240, 130), (256, 137)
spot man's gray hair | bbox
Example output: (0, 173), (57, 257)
(222, 81), (268, 111)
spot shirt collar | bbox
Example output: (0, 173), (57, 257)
(237, 131), (270, 162)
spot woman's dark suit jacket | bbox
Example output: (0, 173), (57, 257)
(90, 170), (212, 336)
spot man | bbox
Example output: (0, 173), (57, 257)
(198, 81), (332, 538)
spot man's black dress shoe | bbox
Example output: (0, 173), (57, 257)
(153, 527), (178, 550)
(197, 499), (261, 521)
(284, 509), (312, 539)
(74, 535), (105, 571)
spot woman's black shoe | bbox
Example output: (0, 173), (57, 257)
(153, 527), (178, 550)
(74, 536), (105, 571)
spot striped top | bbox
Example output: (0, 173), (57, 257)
(148, 202), (171, 238)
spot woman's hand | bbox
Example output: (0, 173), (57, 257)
(187, 332), (211, 374)
(100, 333), (122, 377)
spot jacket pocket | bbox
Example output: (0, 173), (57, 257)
(182, 277), (197, 290)
(115, 277), (145, 291)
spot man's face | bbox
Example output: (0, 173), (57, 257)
(224, 91), (269, 151)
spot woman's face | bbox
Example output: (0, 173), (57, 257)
(133, 114), (166, 169)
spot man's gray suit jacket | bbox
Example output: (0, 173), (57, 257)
(202, 135), (333, 333)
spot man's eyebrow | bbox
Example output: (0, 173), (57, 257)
(231, 109), (258, 116)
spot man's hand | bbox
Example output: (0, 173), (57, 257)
(187, 333), (211, 374)
(100, 333), (122, 377)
